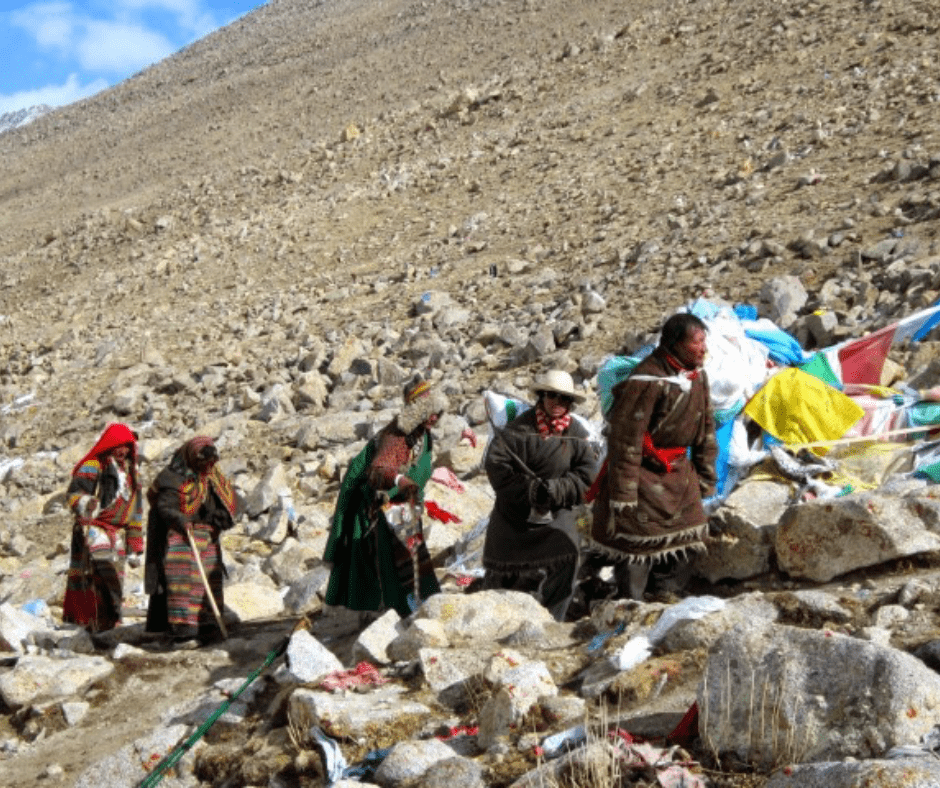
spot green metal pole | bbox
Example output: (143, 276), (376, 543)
(137, 636), (289, 788)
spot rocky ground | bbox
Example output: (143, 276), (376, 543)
(2, 0), (940, 785)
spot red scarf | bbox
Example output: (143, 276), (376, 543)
(664, 350), (700, 379)
(535, 404), (571, 438)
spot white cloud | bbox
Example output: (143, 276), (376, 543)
(78, 20), (176, 72)
(11, 2), (178, 74)
(114, 0), (220, 36)
(11, 2), (76, 51)
(0, 73), (108, 115)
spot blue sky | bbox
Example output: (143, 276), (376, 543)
(0, 1), (266, 115)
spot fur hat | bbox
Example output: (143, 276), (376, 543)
(399, 375), (449, 434)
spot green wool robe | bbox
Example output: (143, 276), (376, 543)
(323, 427), (440, 617)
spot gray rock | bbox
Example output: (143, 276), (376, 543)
(72, 723), (191, 788)
(256, 382), (296, 422)
(283, 567), (330, 615)
(478, 661), (557, 747)
(224, 580), (285, 621)
(764, 758), (940, 788)
(699, 622), (940, 766)
(61, 700), (90, 726)
(415, 591), (555, 642)
(660, 591), (778, 652)
(419, 756), (486, 788)
(760, 275), (808, 328)
(284, 629), (344, 683)
(0, 602), (53, 654)
(387, 618), (450, 662)
(694, 480), (790, 582)
(772, 590), (854, 627)
(373, 738), (462, 785)
(244, 463), (290, 518)
(419, 646), (493, 707)
(352, 609), (403, 666)
(289, 685), (432, 739)
(775, 493), (940, 582)
(0, 655), (114, 709)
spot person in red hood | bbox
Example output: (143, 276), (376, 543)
(63, 423), (143, 632)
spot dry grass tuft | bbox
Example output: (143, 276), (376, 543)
(701, 663), (814, 772)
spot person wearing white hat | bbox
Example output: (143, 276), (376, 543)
(481, 369), (596, 620)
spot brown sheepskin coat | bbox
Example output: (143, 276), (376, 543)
(591, 347), (718, 564)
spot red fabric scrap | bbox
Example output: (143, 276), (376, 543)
(430, 466), (466, 492)
(425, 500), (462, 524)
(436, 725), (479, 740)
(460, 427), (478, 448)
(666, 701), (699, 748)
(584, 457), (608, 503)
(317, 661), (389, 691)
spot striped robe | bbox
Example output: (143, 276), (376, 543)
(63, 456), (143, 631)
(144, 456), (236, 639)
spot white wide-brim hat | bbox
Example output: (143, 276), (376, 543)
(531, 369), (586, 404)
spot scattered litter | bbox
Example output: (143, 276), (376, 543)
(425, 500), (462, 524)
(1, 392), (36, 415)
(310, 725), (391, 785)
(613, 596), (726, 672)
(316, 662), (389, 692)
(885, 723), (940, 759)
(430, 466), (466, 492)
(587, 620), (626, 653)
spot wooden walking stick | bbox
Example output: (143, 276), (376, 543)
(186, 527), (228, 640)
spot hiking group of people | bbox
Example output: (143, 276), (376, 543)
(62, 312), (717, 641)
(324, 312), (717, 623)
(64, 429), (237, 647)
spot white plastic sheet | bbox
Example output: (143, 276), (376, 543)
(613, 595), (726, 672)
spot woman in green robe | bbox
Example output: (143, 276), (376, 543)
(323, 377), (448, 617)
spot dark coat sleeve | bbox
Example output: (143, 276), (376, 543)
(152, 474), (192, 535)
(606, 377), (659, 505)
(485, 426), (533, 506)
(545, 429), (594, 509)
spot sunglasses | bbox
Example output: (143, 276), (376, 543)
(539, 391), (574, 405)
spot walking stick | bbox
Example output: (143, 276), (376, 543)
(186, 527), (228, 640)
(408, 497), (422, 609)
(136, 616), (311, 788)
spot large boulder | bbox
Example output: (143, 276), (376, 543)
(693, 481), (790, 582)
(775, 492), (940, 582)
(414, 591), (554, 643)
(699, 621), (940, 767)
(0, 655), (115, 709)
(764, 759), (940, 787)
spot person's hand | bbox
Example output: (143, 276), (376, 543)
(529, 478), (551, 510)
(397, 476), (419, 499)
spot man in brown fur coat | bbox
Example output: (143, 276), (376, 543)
(591, 313), (718, 600)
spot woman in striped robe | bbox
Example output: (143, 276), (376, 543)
(63, 422), (143, 632)
(145, 436), (238, 646)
